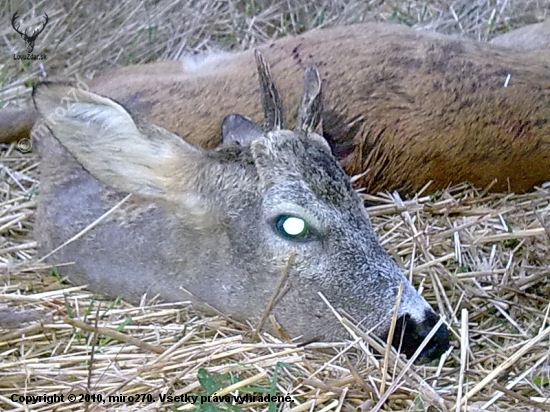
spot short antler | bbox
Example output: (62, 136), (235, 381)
(296, 67), (322, 134)
(254, 50), (284, 131)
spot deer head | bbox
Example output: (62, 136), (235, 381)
(32, 51), (449, 362)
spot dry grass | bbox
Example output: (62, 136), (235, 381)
(1, 0), (550, 411)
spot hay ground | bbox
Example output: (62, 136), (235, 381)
(1, 0), (550, 411)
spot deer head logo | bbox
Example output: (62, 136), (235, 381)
(12, 11), (49, 54)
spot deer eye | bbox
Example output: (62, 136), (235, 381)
(274, 215), (313, 240)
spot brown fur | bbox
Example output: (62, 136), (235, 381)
(4, 22), (550, 193)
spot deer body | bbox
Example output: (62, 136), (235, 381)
(4, 23), (550, 193)
(34, 53), (449, 361)
(85, 23), (550, 193)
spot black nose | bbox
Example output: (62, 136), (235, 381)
(385, 310), (450, 362)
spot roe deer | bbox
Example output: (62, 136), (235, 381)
(3, 22), (550, 193)
(33, 52), (449, 361)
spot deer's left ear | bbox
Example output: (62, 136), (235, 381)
(221, 114), (264, 146)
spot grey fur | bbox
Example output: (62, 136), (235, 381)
(32, 54), (449, 361)
(221, 114), (264, 146)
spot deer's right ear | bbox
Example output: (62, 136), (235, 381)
(32, 83), (201, 201)
(221, 114), (264, 146)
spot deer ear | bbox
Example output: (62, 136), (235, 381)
(221, 114), (264, 146)
(32, 82), (202, 201)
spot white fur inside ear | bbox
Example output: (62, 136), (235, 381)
(34, 84), (140, 142)
(70, 95), (132, 119)
(34, 84), (193, 200)
(47, 90), (138, 135)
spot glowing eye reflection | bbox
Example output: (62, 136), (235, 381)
(275, 215), (310, 239)
(283, 217), (306, 235)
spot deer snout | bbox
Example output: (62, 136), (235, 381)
(387, 309), (450, 362)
